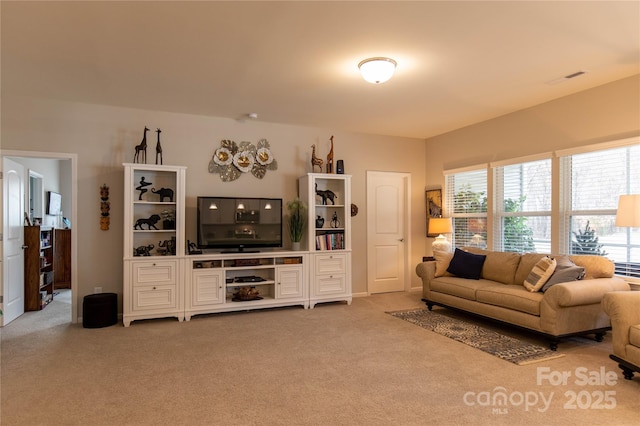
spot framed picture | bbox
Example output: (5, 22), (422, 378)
(426, 188), (443, 237)
(47, 191), (62, 215)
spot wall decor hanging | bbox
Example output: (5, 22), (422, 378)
(100, 184), (110, 230)
(209, 138), (277, 181)
(426, 188), (443, 237)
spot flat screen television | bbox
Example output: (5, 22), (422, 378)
(197, 197), (283, 252)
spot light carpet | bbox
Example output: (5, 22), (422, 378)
(389, 308), (565, 365)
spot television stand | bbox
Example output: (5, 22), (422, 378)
(186, 251), (308, 320)
(221, 248), (260, 254)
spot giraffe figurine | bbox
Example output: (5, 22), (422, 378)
(134, 126), (149, 163)
(326, 135), (334, 173)
(155, 128), (163, 165)
(311, 144), (323, 172)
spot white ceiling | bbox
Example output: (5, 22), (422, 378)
(2, 1), (639, 139)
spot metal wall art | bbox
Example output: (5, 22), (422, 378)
(209, 138), (277, 181)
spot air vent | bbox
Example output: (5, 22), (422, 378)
(545, 70), (589, 85)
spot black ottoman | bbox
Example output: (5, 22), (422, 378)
(83, 293), (118, 328)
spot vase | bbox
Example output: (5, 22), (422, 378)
(291, 241), (301, 251)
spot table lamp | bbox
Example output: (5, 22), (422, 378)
(429, 217), (453, 252)
(616, 194), (640, 228)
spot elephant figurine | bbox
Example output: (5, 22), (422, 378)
(151, 187), (174, 202)
(134, 244), (154, 256)
(158, 238), (176, 256)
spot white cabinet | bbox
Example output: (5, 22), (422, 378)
(184, 253), (308, 320)
(123, 163), (186, 327)
(299, 173), (352, 308)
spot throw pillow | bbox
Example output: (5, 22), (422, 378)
(541, 256), (585, 292)
(433, 250), (454, 277)
(446, 248), (486, 280)
(523, 256), (557, 292)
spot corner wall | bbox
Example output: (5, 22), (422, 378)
(423, 74), (640, 254)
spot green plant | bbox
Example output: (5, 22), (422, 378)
(287, 198), (307, 243)
(572, 221), (607, 256)
(503, 196), (535, 253)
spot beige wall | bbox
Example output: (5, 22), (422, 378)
(424, 75), (640, 254)
(1, 95), (428, 318)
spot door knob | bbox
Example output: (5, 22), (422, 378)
(398, 238), (404, 242)
(22, 245), (28, 250)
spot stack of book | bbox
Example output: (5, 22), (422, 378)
(315, 232), (344, 250)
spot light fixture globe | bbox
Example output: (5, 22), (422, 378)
(358, 57), (397, 84)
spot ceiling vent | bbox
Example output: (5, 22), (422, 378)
(546, 70), (589, 85)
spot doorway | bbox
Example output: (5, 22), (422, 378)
(1, 150), (78, 324)
(366, 171), (411, 294)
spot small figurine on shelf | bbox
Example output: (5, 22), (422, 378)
(158, 238), (176, 255)
(315, 183), (337, 205)
(315, 215), (325, 229)
(155, 128), (163, 165)
(151, 187), (174, 202)
(161, 209), (175, 230)
(133, 126), (149, 164)
(134, 214), (161, 230)
(330, 211), (340, 228)
(136, 177), (152, 200)
(311, 144), (323, 172)
(326, 135), (334, 173)
(134, 244), (154, 256)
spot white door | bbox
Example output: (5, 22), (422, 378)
(366, 171), (409, 294)
(2, 158), (26, 325)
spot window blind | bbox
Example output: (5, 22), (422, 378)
(445, 167), (488, 249)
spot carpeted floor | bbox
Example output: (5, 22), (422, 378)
(1, 290), (639, 425)
(388, 309), (565, 365)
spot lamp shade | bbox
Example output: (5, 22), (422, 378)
(616, 194), (640, 227)
(358, 57), (397, 84)
(428, 217), (453, 235)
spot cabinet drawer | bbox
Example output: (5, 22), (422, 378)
(132, 260), (177, 286)
(314, 253), (347, 275)
(133, 285), (177, 310)
(316, 274), (347, 295)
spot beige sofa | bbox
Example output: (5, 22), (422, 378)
(602, 291), (640, 380)
(416, 249), (630, 350)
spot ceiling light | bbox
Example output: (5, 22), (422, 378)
(358, 57), (397, 84)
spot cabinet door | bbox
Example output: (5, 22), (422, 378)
(191, 270), (225, 306)
(315, 274), (347, 295)
(276, 266), (304, 299)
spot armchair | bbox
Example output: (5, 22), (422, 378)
(602, 291), (640, 380)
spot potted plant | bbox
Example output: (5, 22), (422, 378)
(161, 209), (176, 230)
(287, 198), (307, 250)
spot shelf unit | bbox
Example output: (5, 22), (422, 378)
(54, 228), (72, 289)
(185, 252), (308, 320)
(123, 163), (186, 327)
(24, 226), (55, 310)
(298, 173), (352, 307)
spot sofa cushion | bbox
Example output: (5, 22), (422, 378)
(569, 255), (615, 279)
(541, 256), (585, 292)
(515, 253), (547, 286)
(524, 256), (557, 292)
(630, 324), (640, 348)
(430, 277), (496, 301)
(433, 250), (454, 277)
(476, 285), (543, 316)
(483, 251), (521, 285)
(447, 248), (486, 280)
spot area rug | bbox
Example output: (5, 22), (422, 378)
(388, 309), (565, 365)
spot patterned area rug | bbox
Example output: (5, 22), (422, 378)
(388, 309), (565, 365)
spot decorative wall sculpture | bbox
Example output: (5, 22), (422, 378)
(209, 138), (277, 181)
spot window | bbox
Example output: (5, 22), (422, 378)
(559, 142), (640, 278)
(445, 167), (487, 249)
(493, 156), (552, 253)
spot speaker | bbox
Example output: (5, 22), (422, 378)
(336, 160), (344, 174)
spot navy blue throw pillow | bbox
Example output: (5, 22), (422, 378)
(446, 248), (486, 280)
